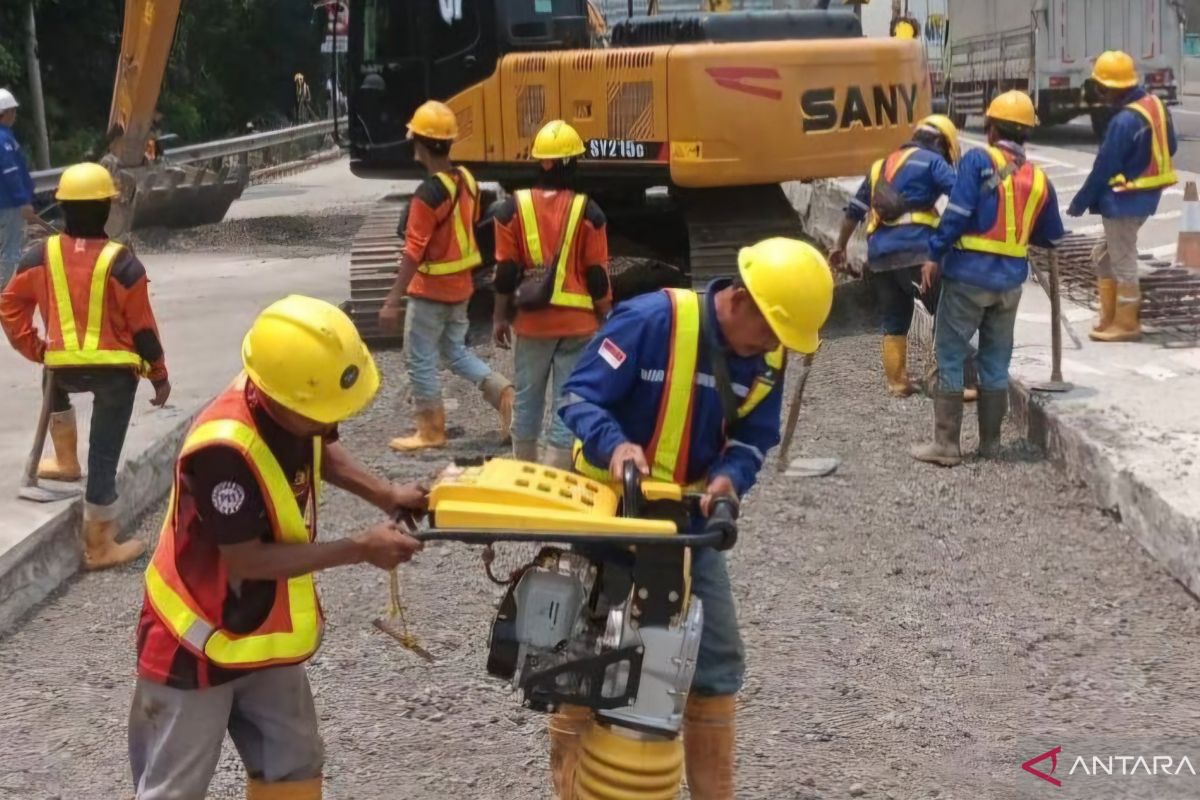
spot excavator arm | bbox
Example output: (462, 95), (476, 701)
(107, 0), (182, 169)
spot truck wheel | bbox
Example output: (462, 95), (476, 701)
(1090, 110), (1113, 139)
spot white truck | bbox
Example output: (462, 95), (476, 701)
(942, 0), (1185, 135)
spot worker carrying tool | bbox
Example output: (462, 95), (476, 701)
(492, 120), (611, 470)
(829, 113), (959, 397)
(1068, 49), (1178, 343)
(129, 295), (426, 800)
(378, 99), (514, 451)
(555, 237), (834, 798)
(913, 91), (1065, 467)
(0, 162), (170, 568)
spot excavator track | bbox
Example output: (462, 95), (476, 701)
(346, 196), (408, 346)
(680, 184), (806, 286)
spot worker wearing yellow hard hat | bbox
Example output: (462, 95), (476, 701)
(553, 237), (833, 797)
(830, 112), (959, 398)
(1, 162), (170, 567)
(128, 295), (427, 800)
(379, 99), (516, 451)
(492, 120), (613, 470)
(912, 91), (1065, 467)
(1068, 49), (1177, 343)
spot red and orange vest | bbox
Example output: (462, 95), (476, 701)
(1109, 94), (1177, 193)
(957, 146), (1049, 259)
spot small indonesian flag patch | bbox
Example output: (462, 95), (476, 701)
(599, 337), (626, 369)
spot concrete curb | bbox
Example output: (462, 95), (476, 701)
(0, 412), (196, 635)
(788, 177), (1200, 593)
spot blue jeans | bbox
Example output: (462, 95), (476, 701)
(512, 334), (590, 449)
(0, 207), (24, 288)
(690, 546), (745, 696)
(935, 278), (1021, 393)
(403, 297), (492, 405)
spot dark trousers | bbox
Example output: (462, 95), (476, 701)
(869, 265), (932, 335)
(47, 368), (138, 506)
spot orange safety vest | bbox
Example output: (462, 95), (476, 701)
(572, 289), (784, 484)
(143, 376), (324, 670)
(866, 148), (941, 234)
(419, 167), (483, 275)
(42, 235), (145, 370)
(956, 146), (1049, 259)
(1108, 94), (1178, 193)
(514, 188), (593, 310)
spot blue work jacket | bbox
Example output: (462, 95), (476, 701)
(929, 142), (1066, 292)
(0, 126), (34, 210)
(1069, 87), (1178, 219)
(846, 141), (957, 268)
(558, 280), (782, 497)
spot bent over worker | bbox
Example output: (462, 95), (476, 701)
(1068, 50), (1177, 343)
(555, 238), (834, 799)
(379, 100), (513, 450)
(913, 91), (1065, 467)
(492, 120), (611, 469)
(830, 114), (959, 396)
(130, 295), (426, 800)
(0, 163), (170, 568)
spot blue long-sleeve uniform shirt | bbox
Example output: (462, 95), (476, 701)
(929, 142), (1066, 292)
(846, 141), (958, 267)
(0, 127), (34, 210)
(558, 280), (782, 498)
(1069, 87), (1178, 219)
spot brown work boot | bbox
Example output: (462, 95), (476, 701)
(910, 392), (964, 467)
(882, 335), (917, 397)
(549, 704), (592, 800)
(976, 389), (1008, 458)
(1090, 283), (1142, 342)
(1091, 277), (1117, 335)
(683, 694), (736, 800)
(389, 404), (447, 451)
(481, 373), (515, 440)
(246, 777), (322, 800)
(83, 503), (145, 570)
(38, 408), (83, 482)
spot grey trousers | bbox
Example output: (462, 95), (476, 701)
(1097, 216), (1147, 284)
(128, 665), (324, 799)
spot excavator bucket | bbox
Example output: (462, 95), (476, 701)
(105, 162), (249, 237)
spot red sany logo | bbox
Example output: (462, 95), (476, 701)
(1023, 746), (1063, 787)
(705, 67), (782, 100)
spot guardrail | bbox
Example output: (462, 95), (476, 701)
(31, 118), (345, 193)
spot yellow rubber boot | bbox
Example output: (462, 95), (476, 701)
(881, 335), (917, 397)
(83, 503), (145, 570)
(1090, 283), (1142, 342)
(38, 408), (83, 481)
(549, 704), (592, 799)
(1091, 278), (1116, 335)
(683, 694), (736, 800)
(481, 374), (515, 440)
(389, 404), (447, 451)
(246, 777), (322, 799)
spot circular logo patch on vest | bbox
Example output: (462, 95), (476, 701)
(211, 481), (246, 516)
(340, 365), (359, 390)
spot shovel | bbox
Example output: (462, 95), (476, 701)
(19, 371), (82, 503)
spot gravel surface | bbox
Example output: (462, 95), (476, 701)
(133, 211), (367, 258)
(2, 288), (1200, 798)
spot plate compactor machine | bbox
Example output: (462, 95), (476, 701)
(411, 458), (740, 798)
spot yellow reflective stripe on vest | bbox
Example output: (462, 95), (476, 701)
(43, 236), (143, 368)
(144, 419), (322, 667)
(866, 149), (939, 234)
(1109, 96), (1178, 192)
(958, 148), (1047, 258)
(515, 190), (545, 265)
(651, 289), (701, 483)
(737, 346), (784, 419)
(420, 168), (482, 275)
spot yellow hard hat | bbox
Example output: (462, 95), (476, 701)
(406, 100), (459, 141)
(893, 19), (917, 39)
(242, 295), (380, 424)
(531, 120), (586, 160)
(985, 90), (1038, 128)
(1092, 50), (1138, 89)
(737, 238), (834, 354)
(917, 113), (960, 164)
(56, 162), (118, 201)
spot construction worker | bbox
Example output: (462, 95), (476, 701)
(1068, 50), (1178, 342)
(555, 238), (834, 799)
(379, 100), (514, 450)
(912, 91), (1064, 466)
(0, 163), (170, 568)
(829, 113), (959, 396)
(1, 87), (37, 287)
(492, 120), (611, 468)
(129, 295), (426, 800)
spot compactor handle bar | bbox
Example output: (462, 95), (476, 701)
(410, 527), (728, 549)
